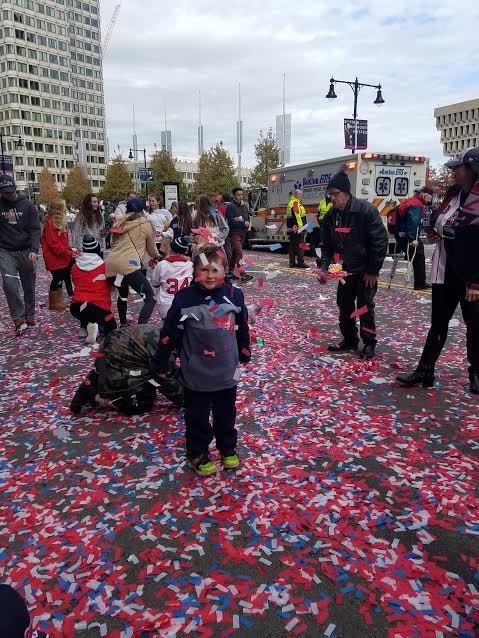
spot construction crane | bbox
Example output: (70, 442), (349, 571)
(101, 3), (121, 60)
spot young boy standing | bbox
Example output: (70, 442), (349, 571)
(152, 244), (251, 476)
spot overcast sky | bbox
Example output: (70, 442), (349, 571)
(100, 0), (479, 168)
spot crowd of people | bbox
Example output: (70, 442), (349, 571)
(0, 148), (478, 485)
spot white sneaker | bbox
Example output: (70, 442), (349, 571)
(78, 327), (88, 338)
(85, 323), (98, 344)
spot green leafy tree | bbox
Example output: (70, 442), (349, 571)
(250, 128), (280, 187)
(99, 153), (133, 203)
(149, 151), (185, 200)
(37, 167), (60, 205)
(193, 144), (238, 198)
(62, 166), (91, 208)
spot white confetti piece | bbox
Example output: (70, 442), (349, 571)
(324, 623), (336, 637)
(92, 273), (107, 282)
(80, 301), (87, 312)
(148, 379), (161, 387)
(199, 253), (209, 266)
(129, 370), (142, 377)
(285, 618), (299, 631)
(114, 274), (124, 287)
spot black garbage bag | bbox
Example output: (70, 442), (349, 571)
(95, 325), (184, 409)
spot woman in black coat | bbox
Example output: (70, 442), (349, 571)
(397, 147), (479, 394)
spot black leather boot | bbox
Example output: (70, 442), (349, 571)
(328, 339), (359, 353)
(70, 371), (99, 414)
(469, 368), (479, 395)
(396, 364), (435, 388)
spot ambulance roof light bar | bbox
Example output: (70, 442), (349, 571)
(361, 153), (425, 162)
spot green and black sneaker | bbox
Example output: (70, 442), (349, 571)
(221, 451), (240, 470)
(187, 454), (217, 476)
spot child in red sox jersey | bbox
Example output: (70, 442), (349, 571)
(151, 235), (193, 320)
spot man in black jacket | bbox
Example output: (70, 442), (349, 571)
(0, 175), (41, 335)
(317, 170), (388, 359)
(225, 187), (253, 282)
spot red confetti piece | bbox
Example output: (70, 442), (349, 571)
(299, 243), (310, 250)
(48, 376), (59, 387)
(350, 305), (368, 319)
(104, 313), (115, 321)
(333, 253), (341, 263)
(89, 351), (105, 358)
(241, 348), (250, 357)
(336, 227), (351, 233)
(162, 336), (170, 344)
(258, 277), (264, 288)
(203, 349), (216, 357)
(208, 304), (220, 314)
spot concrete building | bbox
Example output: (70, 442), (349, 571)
(434, 98), (479, 158)
(126, 157), (253, 195)
(0, 0), (107, 193)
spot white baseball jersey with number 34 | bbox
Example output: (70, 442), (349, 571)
(151, 256), (194, 319)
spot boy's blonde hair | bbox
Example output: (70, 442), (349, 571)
(46, 198), (67, 230)
(192, 244), (228, 271)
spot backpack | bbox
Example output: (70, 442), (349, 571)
(387, 205), (407, 238)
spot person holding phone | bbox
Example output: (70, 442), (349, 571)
(397, 148), (479, 394)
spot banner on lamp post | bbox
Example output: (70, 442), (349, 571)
(138, 168), (154, 184)
(344, 119), (368, 150)
(0, 154), (14, 176)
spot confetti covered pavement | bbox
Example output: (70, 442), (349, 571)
(0, 250), (478, 638)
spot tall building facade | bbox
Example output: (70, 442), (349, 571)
(434, 98), (479, 159)
(0, 0), (107, 193)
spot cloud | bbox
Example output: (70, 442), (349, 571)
(100, 0), (479, 167)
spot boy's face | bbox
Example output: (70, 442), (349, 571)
(196, 258), (225, 290)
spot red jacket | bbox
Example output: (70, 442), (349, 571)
(71, 254), (112, 311)
(41, 218), (73, 271)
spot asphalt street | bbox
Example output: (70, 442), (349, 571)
(0, 248), (477, 638)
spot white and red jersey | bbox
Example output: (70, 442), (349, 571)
(151, 255), (193, 318)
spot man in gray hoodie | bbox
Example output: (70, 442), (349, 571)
(0, 175), (41, 335)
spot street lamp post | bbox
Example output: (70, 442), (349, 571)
(29, 171), (36, 204)
(326, 77), (385, 154)
(0, 133), (23, 173)
(129, 147), (148, 196)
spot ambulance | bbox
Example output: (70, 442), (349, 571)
(249, 152), (428, 248)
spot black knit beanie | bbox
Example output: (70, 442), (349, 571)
(328, 170), (351, 194)
(0, 584), (30, 638)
